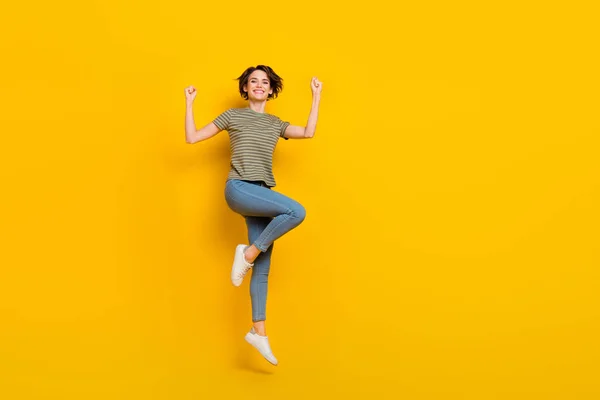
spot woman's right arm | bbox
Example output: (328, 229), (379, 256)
(185, 85), (221, 144)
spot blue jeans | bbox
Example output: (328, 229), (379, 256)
(224, 179), (306, 322)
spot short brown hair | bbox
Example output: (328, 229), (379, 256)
(236, 65), (284, 101)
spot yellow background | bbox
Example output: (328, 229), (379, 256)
(1, 1), (599, 399)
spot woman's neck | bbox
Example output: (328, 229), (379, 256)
(247, 100), (267, 114)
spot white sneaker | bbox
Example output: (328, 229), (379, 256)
(245, 328), (278, 365)
(231, 244), (253, 287)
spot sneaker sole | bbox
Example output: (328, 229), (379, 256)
(245, 334), (278, 366)
(231, 245), (248, 286)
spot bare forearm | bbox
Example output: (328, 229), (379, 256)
(304, 94), (321, 138)
(185, 104), (197, 143)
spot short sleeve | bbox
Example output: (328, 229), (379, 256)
(279, 119), (290, 140)
(213, 109), (233, 131)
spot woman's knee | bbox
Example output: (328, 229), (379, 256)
(291, 203), (306, 224)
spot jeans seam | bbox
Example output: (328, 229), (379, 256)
(259, 281), (264, 321)
(255, 213), (297, 250)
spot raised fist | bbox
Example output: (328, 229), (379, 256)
(310, 77), (322, 95)
(185, 86), (197, 103)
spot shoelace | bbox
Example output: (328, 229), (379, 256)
(235, 263), (251, 279)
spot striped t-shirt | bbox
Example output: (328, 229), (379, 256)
(212, 107), (290, 187)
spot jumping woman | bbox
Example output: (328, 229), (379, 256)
(184, 65), (322, 365)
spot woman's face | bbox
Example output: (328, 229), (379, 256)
(244, 70), (273, 101)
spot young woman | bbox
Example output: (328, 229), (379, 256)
(184, 65), (322, 365)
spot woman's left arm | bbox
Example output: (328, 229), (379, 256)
(283, 77), (322, 139)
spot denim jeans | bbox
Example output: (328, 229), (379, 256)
(224, 179), (306, 322)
